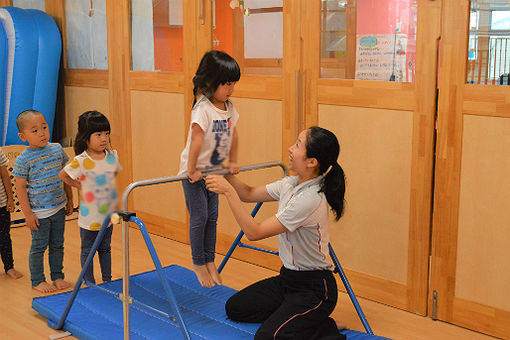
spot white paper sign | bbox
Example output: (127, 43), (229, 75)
(355, 34), (407, 82)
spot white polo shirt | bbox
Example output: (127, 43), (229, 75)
(266, 176), (333, 271)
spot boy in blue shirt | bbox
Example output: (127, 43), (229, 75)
(13, 110), (74, 293)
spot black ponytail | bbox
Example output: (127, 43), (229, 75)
(306, 126), (346, 221)
(192, 50), (240, 108)
(323, 162), (346, 221)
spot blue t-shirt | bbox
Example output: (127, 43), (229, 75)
(13, 143), (69, 213)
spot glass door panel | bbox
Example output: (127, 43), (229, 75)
(467, 0), (510, 84)
(131, 0), (184, 72)
(65, 0), (108, 69)
(321, 0), (417, 82)
(214, 0), (283, 76)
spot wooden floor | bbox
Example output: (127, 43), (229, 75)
(0, 219), (499, 340)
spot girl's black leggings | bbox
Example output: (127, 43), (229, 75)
(226, 266), (346, 340)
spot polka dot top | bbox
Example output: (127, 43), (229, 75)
(63, 150), (122, 230)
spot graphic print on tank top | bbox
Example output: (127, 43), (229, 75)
(210, 117), (232, 166)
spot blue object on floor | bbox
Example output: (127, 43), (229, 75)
(33, 265), (391, 340)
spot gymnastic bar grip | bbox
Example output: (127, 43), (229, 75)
(121, 161), (287, 210)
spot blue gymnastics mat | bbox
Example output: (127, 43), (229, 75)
(33, 265), (391, 340)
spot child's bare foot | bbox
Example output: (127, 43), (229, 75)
(53, 279), (72, 290)
(193, 264), (215, 288)
(6, 268), (23, 279)
(205, 262), (222, 286)
(33, 281), (57, 293)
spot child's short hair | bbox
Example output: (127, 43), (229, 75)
(74, 111), (110, 155)
(16, 110), (43, 132)
(192, 50), (240, 105)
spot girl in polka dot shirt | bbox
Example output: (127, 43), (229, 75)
(59, 111), (121, 284)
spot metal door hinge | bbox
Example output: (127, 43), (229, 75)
(432, 290), (438, 320)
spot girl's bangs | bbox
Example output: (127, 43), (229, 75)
(88, 117), (110, 134)
(218, 60), (241, 84)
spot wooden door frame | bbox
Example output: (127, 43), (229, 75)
(302, 0), (440, 315)
(430, 0), (510, 337)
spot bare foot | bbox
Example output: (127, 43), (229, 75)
(193, 264), (215, 288)
(53, 279), (72, 290)
(205, 262), (222, 286)
(33, 281), (57, 293)
(6, 268), (23, 279)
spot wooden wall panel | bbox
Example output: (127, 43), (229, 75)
(130, 90), (186, 224)
(456, 115), (510, 310)
(234, 76), (283, 100)
(64, 86), (110, 141)
(129, 71), (184, 93)
(319, 104), (413, 284)
(217, 97), (283, 250)
(463, 85), (510, 118)
(317, 79), (416, 111)
(65, 69), (109, 89)
(452, 297), (510, 339)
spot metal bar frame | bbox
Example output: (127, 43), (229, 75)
(119, 162), (286, 339)
(48, 160), (373, 338)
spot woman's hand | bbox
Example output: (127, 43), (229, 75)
(205, 175), (233, 195)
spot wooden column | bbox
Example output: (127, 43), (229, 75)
(430, 0), (470, 321)
(44, 0), (66, 62)
(282, 0), (302, 156)
(302, 0), (320, 128)
(232, 9), (245, 73)
(406, 0), (442, 315)
(0, 0), (11, 7)
(345, 0), (357, 79)
(182, 0), (213, 137)
(106, 0), (133, 192)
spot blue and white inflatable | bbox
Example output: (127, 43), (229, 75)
(0, 7), (61, 145)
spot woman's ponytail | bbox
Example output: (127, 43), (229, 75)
(323, 162), (346, 221)
(306, 127), (346, 221)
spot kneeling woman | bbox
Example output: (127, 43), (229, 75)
(205, 127), (346, 340)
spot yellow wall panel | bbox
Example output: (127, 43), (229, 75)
(217, 97), (283, 250)
(456, 115), (510, 311)
(65, 86), (110, 141)
(319, 104), (413, 284)
(130, 91), (186, 223)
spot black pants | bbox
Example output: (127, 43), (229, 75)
(0, 206), (13, 273)
(226, 266), (345, 340)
